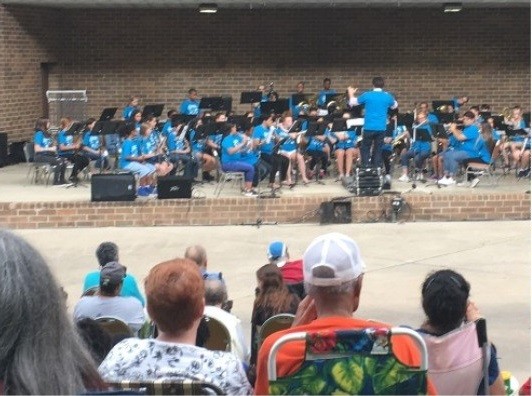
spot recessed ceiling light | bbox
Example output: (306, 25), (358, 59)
(199, 3), (218, 13)
(443, 2), (462, 13)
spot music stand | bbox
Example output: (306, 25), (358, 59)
(491, 115), (505, 130)
(430, 123), (448, 139)
(398, 113), (414, 130)
(523, 112), (531, 128)
(221, 96), (232, 113)
(332, 118), (347, 133)
(305, 121), (327, 185)
(291, 94), (311, 105)
(260, 99), (289, 115)
(200, 97), (224, 111)
(66, 121), (84, 135)
(99, 107), (117, 121)
(142, 104), (164, 119)
(240, 91), (263, 104)
(480, 111), (492, 121)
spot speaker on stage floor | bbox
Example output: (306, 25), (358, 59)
(320, 200), (352, 224)
(157, 176), (192, 199)
(0, 133), (8, 167)
(91, 173), (136, 202)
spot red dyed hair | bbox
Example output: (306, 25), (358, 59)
(145, 258), (204, 335)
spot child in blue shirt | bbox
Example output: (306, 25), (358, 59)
(33, 118), (68, 185)
(180, 88), (200, 116)
(82, 118), (109, 171)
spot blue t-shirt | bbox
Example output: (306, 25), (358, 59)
(317, 89), (337, 107)
(240, 145), (260, 166)
(140, 133), (158, 156)
(334, 130), (358, 150)
(460, 125), (491, 163)
(34, 130), (54, 149)
(122, 105), (136, 120)
(180, 99), (200, 116)
(358, 89), (396, 132)
(277, 127), (297, 152)
(428, 112), (439, 124)
(83, 131), (101, 150)
(252, 124), (275, 155)
(411, 126), (432, 153)
(307, 136), (325, 151)
(120, 138), (141, 168)
(189, 129), (205, 153)
(82, 271), (145, 307)
(221, 133), (243, 163)
(509, 119), (527, 142)
(57, 130), (75, 156)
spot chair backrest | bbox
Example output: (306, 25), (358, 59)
(106, 379), (224, 395)
(105, 133), (120, 154)
(268, 327), (428, 395)
(258, 313), (295, 348)
(81, 286), (99, 297)
(203, 315), (231, 352)
(95, 316), (134, 338)
(23, 141), (34, 163)
(420, 321), (484, 395)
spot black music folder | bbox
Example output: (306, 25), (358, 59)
(142, 104), (165, 119)
(99, 107), (117, 121)
(260, 99), (289, 115)
(240, 91), (263, 104)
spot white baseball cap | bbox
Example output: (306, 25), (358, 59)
(303, 233), (366, 287)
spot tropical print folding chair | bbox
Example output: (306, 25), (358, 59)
(268, 327), (428, 395)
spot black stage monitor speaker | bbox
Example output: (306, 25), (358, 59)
(320, 200), (352, 224)
(157, 176), (192, 199)
(0, 133), (7, 167)
(91, 173), (136, 202)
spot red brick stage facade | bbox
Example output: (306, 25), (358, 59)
(0, 192), (529, 229)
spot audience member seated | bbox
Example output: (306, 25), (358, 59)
(74, 262), (146, 334)
(98, 258), (253, 395)
(184, 244), (223, 281)
(254, 232), (436, 394)
(82, 241), (145, 306)
(267, 240), (305, 299)
(250, 264), (300, 370)
(0, 229), (104, 394)
(204, 278), (249, 364)
(76, 318), (114, 366)
(417, 269), (505, 395)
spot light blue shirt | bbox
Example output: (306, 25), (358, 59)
(180, 99), (200, 116)
(350, 89), (397, 132)
(82, 271), (145, 306)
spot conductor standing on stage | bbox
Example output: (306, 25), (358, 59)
(348, 77), (398, 168)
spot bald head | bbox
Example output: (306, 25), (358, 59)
(204, 278), (227, 307)
(184, 245), (207, 270)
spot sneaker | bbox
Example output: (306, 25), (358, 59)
(398, 174), (410, 182)
(517, 169), (528, 178)
(241, 190), (256, 197)
(149, 187), (158, 196)
(384, 174), (392, 183)
(470, 178), (480, 188)
(438, 176), (456, 186)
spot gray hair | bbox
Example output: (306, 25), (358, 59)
(184, 245), (207, 268)
(305, 276), (361, 297)
(0, 229), (102, 394)
(204, 278), (227, 306)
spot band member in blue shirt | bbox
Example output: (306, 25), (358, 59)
(252, 114), (289, 188)
(328, 119), (360, 181)
(57, 117), (90, 183)
(317, 78), (336, 108)
(439, 111), (491, 185)
(398, 112), (432, 182)
(33, 118), (68, 185)
(82, 118), (109, 171)
(276, 113), (310, 185)
(221, 123), (256, 196)
(119, 123), (157, 196)
(180, 88), (200, 116)
(164, 119), (198, 180)
(122, 96), (140, 120)
(348, 77), (398, 168)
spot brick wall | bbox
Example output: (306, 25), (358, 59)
(0, 6), (530, 143)
(0, 5), (61, 142)
(0, 192), (529, 229)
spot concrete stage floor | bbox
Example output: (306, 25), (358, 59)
(0, 162), (530, 202)
(12, 221), (531, 384)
